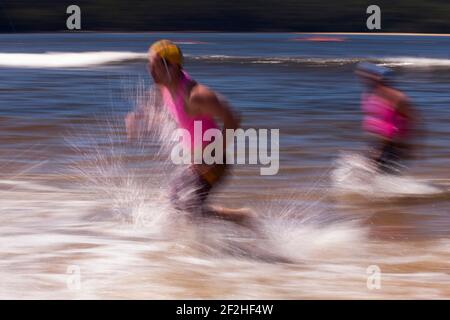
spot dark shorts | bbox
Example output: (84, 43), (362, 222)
(374, 140), (411, 174)
(169, 162), (227, 213)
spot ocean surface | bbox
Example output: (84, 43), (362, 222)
(0, 33), (449, 299)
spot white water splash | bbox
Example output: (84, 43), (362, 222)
(331, 152), (444, 197)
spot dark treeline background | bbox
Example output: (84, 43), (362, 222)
(0, 0), (449, 33)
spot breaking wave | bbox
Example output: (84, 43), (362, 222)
(1, 51), (450, 69)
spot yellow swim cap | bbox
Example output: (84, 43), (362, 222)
(149, 39), (183, 66)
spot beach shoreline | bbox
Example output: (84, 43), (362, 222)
(1, 31), (450, 36)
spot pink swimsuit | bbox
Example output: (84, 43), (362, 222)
(162, 71), (218, 150)
(362, 93), (409, 140)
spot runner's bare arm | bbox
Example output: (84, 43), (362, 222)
(125, 86), (164, 140)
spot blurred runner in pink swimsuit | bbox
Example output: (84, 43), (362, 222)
(126, 40), (255, 225)
(356, 62), (419, 174)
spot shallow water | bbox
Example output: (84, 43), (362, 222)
(0, 33), (449, 299)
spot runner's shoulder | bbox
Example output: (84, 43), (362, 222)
(384, 86), (409, 104)
(190, 84), (218, 104)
